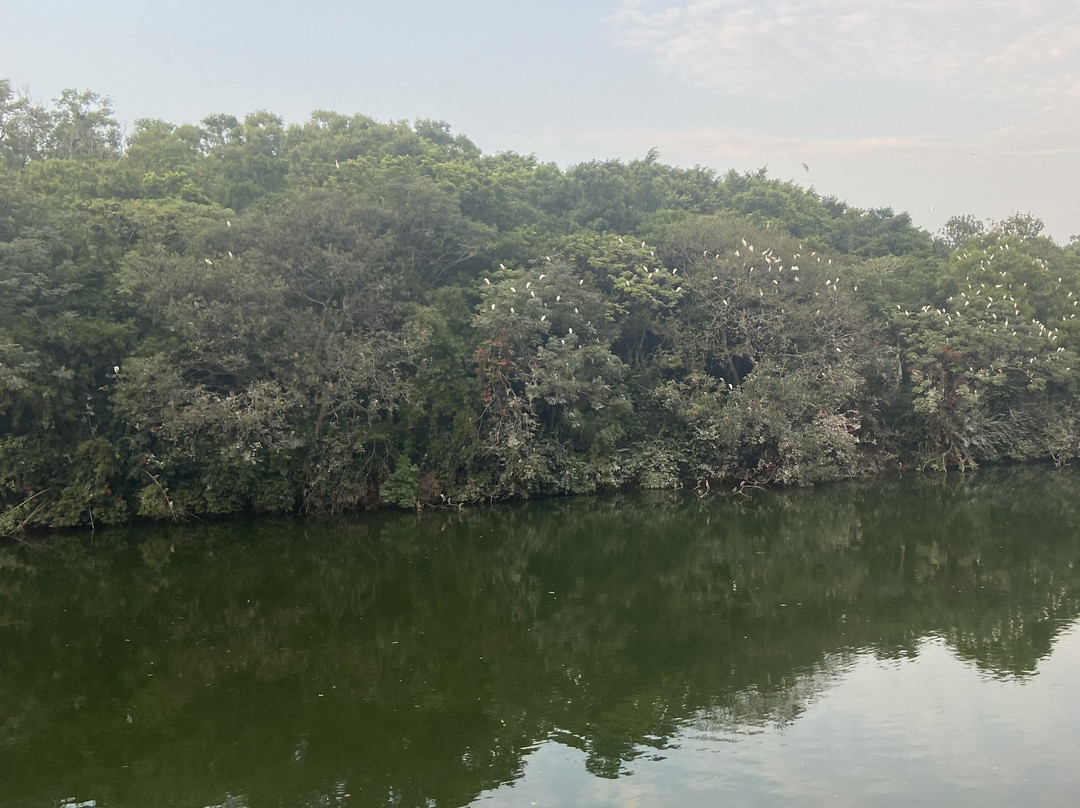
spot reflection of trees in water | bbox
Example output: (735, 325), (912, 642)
(689, 650), (855, 735)
(2, 468), (1080, 805)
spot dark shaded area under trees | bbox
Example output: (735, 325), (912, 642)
(3, 79), (1080, 532)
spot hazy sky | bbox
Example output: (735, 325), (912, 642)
(4, 0), (1078, 241)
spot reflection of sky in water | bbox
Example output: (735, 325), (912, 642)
(474, 624), (1080, 807)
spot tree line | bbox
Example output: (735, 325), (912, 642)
(2, 80), (1079, 532)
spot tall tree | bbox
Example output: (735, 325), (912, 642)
(0, 80), (50, 168)
(44, 88), (122, 160)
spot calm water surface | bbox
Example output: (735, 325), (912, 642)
(3, 468), (1080, 807)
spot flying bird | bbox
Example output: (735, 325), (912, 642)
(801, 162), (809, 172)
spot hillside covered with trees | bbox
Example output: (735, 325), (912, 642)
(3, 80), (1080, 532)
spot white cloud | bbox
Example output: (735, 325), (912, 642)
(607, 0), (1080, 110)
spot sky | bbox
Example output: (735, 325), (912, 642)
(3, 0), (1078, 242)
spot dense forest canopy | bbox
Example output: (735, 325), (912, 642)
(2, 80), (1079, 533)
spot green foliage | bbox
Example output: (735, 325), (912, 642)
(0, 80), (50, 169)
(897, 299), (1080, 469)
(3, 76), (1079, 530)
(380, 461), (420, 509)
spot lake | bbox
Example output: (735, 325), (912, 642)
(3, 468), (1080, 807)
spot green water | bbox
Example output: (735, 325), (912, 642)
(3, 468), (1080, 807)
